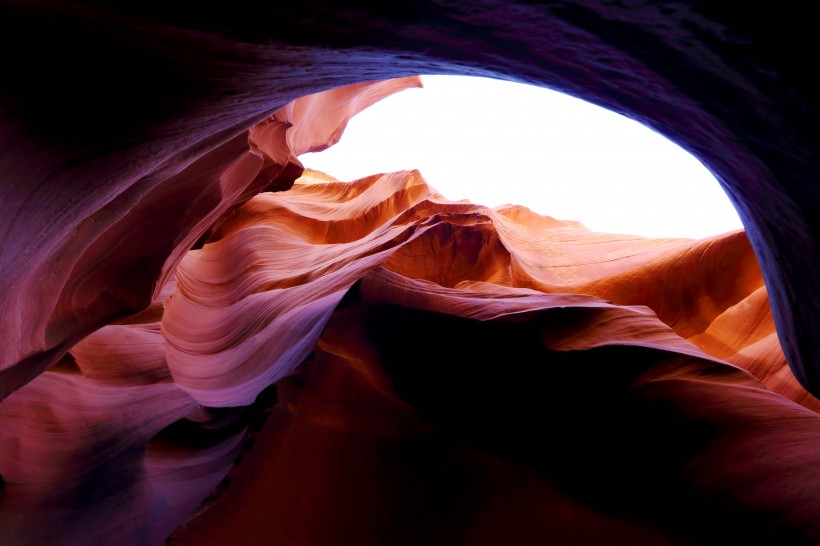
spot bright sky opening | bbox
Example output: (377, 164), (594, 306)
(302, 75), (743, 239)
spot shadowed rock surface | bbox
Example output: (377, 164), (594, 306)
(1, 2), (820, 544)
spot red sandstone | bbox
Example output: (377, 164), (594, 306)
(2, 4), (820, 544)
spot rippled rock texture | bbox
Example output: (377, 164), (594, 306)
(2, 2), (820, 545)
(165, 167), (820, 546)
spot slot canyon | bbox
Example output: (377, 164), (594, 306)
(1, 2), (819, 545)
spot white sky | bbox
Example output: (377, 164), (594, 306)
(301, 75), (743, 239)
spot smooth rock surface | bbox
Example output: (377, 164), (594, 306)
(2, 3), (820, 544)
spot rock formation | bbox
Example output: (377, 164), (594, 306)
(2, 2), (820, 545)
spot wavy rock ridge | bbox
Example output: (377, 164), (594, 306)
(2, 77), (819, 544)
(165, 165), (820, 544)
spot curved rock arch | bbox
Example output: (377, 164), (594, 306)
(1, 2), (816, 399)
(2, 3), (820, 545)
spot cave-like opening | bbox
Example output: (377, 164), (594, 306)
(303, 74), (743, 240)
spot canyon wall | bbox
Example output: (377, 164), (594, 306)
(2, 2), (820, 544)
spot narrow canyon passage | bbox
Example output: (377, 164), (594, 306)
(2, 81), (820, 545)
(2, 3), (820, 545)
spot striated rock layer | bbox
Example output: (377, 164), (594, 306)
(2, 3), (820, 544)
(4, 105), (820, 542)
(0, 79), (423, 546)
(164, 167), (820, 545)
(2, 1), (819, 398)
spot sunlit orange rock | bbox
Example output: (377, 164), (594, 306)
(0, 78), (423, 545)
(2, 3), (820, 544)
(0, 71), (420, 402)
(5, 111), (818, 542)
(165, 168), (820, 545)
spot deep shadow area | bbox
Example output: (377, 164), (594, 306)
(365, 303), (812, 545)
(151, 383), (278, 450)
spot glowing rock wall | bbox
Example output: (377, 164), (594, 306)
(2, 2), (820, 544)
